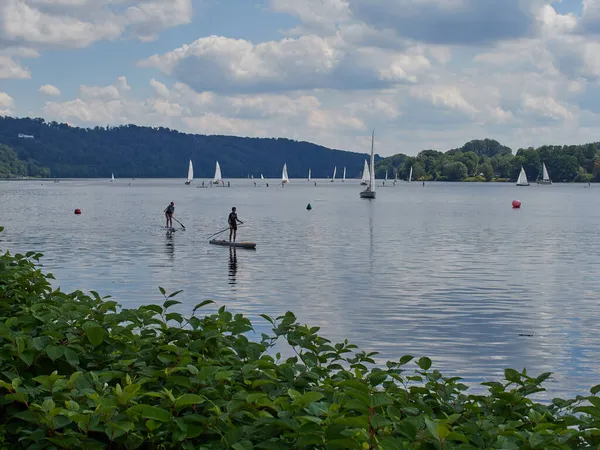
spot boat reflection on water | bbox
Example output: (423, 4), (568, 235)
(228, 247), (237, 286)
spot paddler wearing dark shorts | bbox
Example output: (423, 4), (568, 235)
(228, 207), (243, 242)
(164, 201), (175, 228)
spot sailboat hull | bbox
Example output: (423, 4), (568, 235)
(536, 180), (552, 185)
(360, 190), (376, 199)
(517, 183), (530, 186)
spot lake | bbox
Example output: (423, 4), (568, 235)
(1, 178), (599, 398)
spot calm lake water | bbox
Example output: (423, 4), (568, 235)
(1, 178), (600, 397)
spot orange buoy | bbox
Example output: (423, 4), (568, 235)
(512, 200), (521, 208)
(74, 208), (82, 215)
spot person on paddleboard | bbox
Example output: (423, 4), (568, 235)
(228, 207), (243, 242)
(164, 201), (175, 228)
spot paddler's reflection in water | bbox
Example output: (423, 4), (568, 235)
(228, 247), (237, 285)
(165, 232), (174, 261)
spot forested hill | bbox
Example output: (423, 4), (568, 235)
(0, 117), (380, 179)
(375, 138), (600, 182)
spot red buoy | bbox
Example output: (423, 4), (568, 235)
(512, 200), (521, 208)
(74, 208), (82, 215)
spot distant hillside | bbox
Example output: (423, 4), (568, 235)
(0, 117), (381, 179)
(375, 138), (600, 182)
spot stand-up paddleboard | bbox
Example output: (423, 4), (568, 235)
(209, 239), (256, 250)
(163, 227), (183, 232)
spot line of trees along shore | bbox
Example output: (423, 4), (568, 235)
(375, 138), (600, 182)
(1, 116), (599, 182)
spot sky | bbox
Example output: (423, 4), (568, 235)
(1, 0), (599, 156)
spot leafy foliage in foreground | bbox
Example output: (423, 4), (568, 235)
(1, 240), (600, 448)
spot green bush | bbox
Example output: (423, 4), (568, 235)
(1, 232), (600, 449)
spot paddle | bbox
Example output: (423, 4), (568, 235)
(207, 225), (243, 240)
(172, 217), (186, 230)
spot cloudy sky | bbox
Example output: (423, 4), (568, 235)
(0, 0), (598, 155)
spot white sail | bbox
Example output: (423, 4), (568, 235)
(186, 160), (193, 183)
(213, 161), (222, 183)
(111, 173), (114, 182)
(282, 163), (289, 183)
(361, 160), (370, 184)
(385, 169), (388, 181)
(359, 131), (376, 198)
(542, 162), (550, 181)
(342, 167), (346, 181)
(331, 166), (337, 182)
(261, 174), (264, 180)
(369, 132), (375, 188)
(308, 169), (311, 181)
(517, 167), (529, 186)
(409, 166), (412, 182)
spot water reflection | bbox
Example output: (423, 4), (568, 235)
(228, 247), (237, 286)
(165, 232), (174, 262)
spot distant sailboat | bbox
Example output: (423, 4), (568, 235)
(517, 167), (529, 186)
(307, 169), (311, 181)
(360, 131), (376, 199)
(111, 173), (114, 182)
(408, 166), (412, 182)
(342, 167), (346, 182)
(261, 174), (264, 180)
(536, 162), (552, 185)
(213, 161), (222, 184)
(360, 160), (369, 186)
(185, 160), (193, 185)
(385, 169), (388, 182)
(282, 163), (289, 184)
(331, 166), (337, 182)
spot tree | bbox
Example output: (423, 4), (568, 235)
(480, 161), (494, 181)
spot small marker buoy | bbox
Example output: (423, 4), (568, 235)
(512, 200), (521, 208)
(74, 208), (82, 215)
(306, 203), (312, 210)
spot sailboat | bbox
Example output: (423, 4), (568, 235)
(516, 167), (529, 186)
(331, 166), (337, 182)
(342, 167), (346, 182)
(213, 161), (222, 184)
(536, 162), (552, 185)
(307, 169), (311, 181)
(360, 160), (369, 186)
(360, 131), (376, 199)
(185, 160), (193, 185)
(111, 173), (114, 183)
(282, 163), (289, 184)
(408, 166), (413, 182)
(261, 174), (264, 180)
(385, 169), (388, 182)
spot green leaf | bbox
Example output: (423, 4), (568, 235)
(214, 370), (234, 381)
(163, 299), (182, 309)
(158, 286), (166, 295)
(82, 322), (105, 346)
(591, 384), (600, 395)
(297, 391), (324, 405)
(175, 394), (205, 409)
(64, 348), (80, 366)
(45, 345), (64, 361)
(127, 405), (172, 422)
(417, 357), (432, 370)
(505, 368), (521, 383)
(193, 300), (214, 312)
(232, 440), (253, 450)
(167, 290), (183, 299)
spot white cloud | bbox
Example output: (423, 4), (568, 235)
(39, 84), (61, 96)
(0, 55), (30, 78)
(522, 94), (573, 121)
(0, 92), (15, 115)
(140, 34), (432, 93)
(79, 76), (130, 101)
(0, 0), (192, 49)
